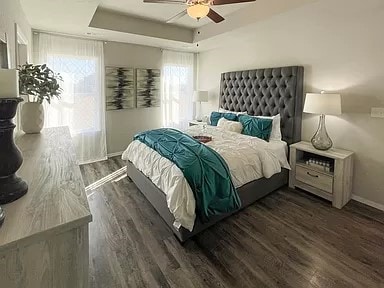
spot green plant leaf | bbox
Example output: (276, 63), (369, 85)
(18, 62), (63, 104)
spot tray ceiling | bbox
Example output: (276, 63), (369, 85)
(100, 0), (251, 28)
(20, 0), (317, 51)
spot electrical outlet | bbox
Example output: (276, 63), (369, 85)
(371, 107), (384, 118)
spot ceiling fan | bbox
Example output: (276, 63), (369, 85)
(143, 0), (256, 24)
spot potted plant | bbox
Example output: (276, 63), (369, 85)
(18, 63), (63, 133)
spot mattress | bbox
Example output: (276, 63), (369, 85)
(122, 125), (290, 232)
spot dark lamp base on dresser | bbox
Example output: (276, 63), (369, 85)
(0, 98), (28, 205)
(0, 206), (4, 226)
(0, 175), (28, 204)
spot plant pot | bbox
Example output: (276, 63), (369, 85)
(21, 102), (44, 134)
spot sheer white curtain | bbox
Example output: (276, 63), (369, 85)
(161, 50), (194, 130)
(34, 33), (107, 164)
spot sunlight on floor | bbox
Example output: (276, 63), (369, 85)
(85, 166), (127, 194)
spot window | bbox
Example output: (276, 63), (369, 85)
(161, 50), (195, 129)
(45, 55), (101, 134)
(34, 33), (106, 164)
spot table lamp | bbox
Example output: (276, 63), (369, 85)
(193, 91), (208, 121)
(304, 92), (341, 150)
(0, 69), (28, 227)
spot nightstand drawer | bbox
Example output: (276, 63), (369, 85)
(296, 166), (333, 193)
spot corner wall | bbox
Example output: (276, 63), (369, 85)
(197, 0), (384, 205)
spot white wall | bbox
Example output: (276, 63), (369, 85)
(198, 0), (384, 205)
(0, 0), (31, 68)
(104, 41), (162, 154)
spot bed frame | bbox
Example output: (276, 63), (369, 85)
(126, 66), (304, 242)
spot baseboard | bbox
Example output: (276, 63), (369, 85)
(107, 151), (123, 158)
(352, 195), (384, 211)
(79, 157), (108, 165)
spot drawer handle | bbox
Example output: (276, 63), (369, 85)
(307, 172), (319, 178)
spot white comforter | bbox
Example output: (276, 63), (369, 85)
(122, 125), (290, 232)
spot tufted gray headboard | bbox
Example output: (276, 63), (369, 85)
(219, 66), (304, 144)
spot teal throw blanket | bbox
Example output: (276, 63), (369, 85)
(134, 128), (241, 222)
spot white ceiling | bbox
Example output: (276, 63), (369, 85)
(20, 0), (99, 35)
(20, 0), (318, 52)
(99, 0), (252, 28)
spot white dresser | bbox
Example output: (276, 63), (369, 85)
(0, 127), (92, 287)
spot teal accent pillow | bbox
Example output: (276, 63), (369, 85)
(210, 112), (238, 126)
(238, 115), (273, 141)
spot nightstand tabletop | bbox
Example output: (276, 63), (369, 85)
(290, 141), (353, 159)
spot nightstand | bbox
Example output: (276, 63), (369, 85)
(189, 120), (208, 127)
(289, 141), (354, 209)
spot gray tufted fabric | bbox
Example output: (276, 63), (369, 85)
(219, 66), (304, 144)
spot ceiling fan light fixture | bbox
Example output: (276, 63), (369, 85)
(187, 4), (210, 20)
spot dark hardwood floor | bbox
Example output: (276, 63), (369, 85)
(80, 157), (384, 288)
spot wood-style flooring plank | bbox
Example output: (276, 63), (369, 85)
(81, 157), (384, 288)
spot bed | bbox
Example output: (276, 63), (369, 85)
(124, 66), (304, 242)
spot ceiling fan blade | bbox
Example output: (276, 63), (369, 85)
(211, 0), (256, 5)
(207, 8), (225, 23)
(143, 0), (186, 4)
(166, 10), (188, 23)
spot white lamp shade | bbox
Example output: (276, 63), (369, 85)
(193, 91), (208, 102)
(304, 93), (342, 115)
(0, 69), (19, 98)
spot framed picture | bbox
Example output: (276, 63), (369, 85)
(105, 66), (135, 110)
(0, 32), (10, 69)
(136, 68), (161, 108)
(15, 23), (29, 67)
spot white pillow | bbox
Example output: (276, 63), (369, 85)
(217, 118), (243, 134)
(254, 114), (282, 141)
(218, 108), (247, 115)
